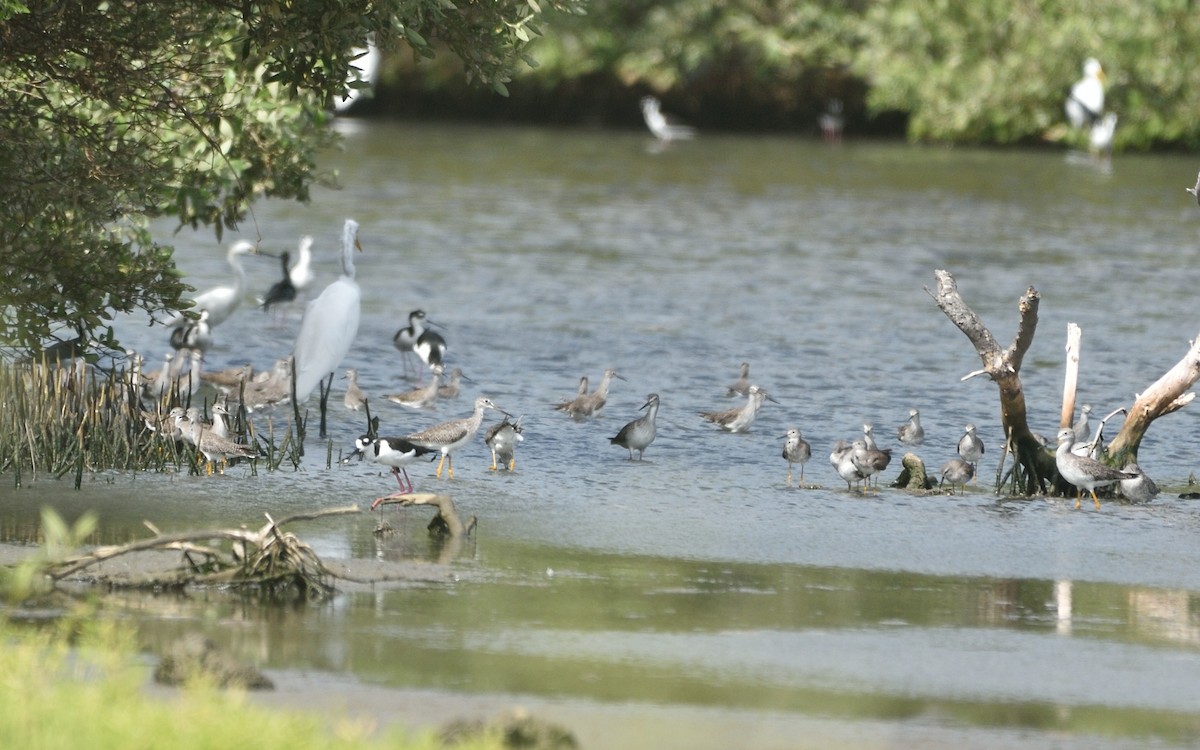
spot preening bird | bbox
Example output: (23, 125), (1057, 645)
(166, 240), (257, 329)
(291, 219), (362, 403)
(169, 309), (212, 353)
(640, 96), (695, 144)
(1065, 58), (1105, 130)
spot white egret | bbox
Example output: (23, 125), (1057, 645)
(291, 219), (362, 403)
(289, 235), (316, 291)
(1065, 58), (1105, 130)
(166, 240), (257, 329)
(333, 44), (381, 114)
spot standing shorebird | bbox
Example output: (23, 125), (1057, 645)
(291, 219), (362, 403)
(939, 458), (975, 494)
(861, 422), (878, 450)
(851, 439), (892, 490)
(725, 362), (751, 398)
(383, 365), (442, 409)
(392, 309), (423, 377)
(557, 369), (624, 419)
(437, 367), (468, 400)
(349, 435), (438, 507)
(699, 384), (776, 433)
(404, 396), (510, 479)
(610, 393), (660, 460)
(342, 368), (367, 411)
(1055, 428), (1135, 510)
(957, 423), (985, 480)
(186, 407), (259, 474)
(781, 428), (811, 485)
(260, 250), (297, 313)
(484, 416), (524, 471)
(829, 440), (865, 492)
(897, 408), (924, 446)
(1072, 404), (1092, 444)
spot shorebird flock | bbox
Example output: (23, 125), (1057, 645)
(128, 216), (1160, 510)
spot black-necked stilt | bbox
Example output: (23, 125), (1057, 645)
(484, 415), (524, 471)
(1055, 428), (1135, 509)
(169, 309), (212, 353)
(404, 396), (510, 479)
(699, 384), (776, 433)
(610, 393), (659, 461)
(292, 219), (362, 404)
(781, 428), (811, 485)
(350, 434), (438, 507)
(260, 250), (297, 314)
(393, 309), (444, 379)
(1065, 58), (1105, 130)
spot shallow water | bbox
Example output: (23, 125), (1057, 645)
(4, 121), (1200, 747)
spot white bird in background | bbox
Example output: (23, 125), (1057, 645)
(291, 219), (362, 403)
(289, 235), (316, 292)
(1065, 58), (1105, 130)
(165, 240), (257, 330)
(640, 96), (696, 144)
(1089, 112), (1118, 156)
(334, 43), (381, 114)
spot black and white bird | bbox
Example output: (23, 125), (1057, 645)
(350, 434), (438, 507)
(484, 415), (524, 472)
(260, 250), (297, 313)
(1065, 58), (1105, 130)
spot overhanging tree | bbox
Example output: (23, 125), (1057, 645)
(0, 0), (582, 357)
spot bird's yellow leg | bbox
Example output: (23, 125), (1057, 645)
(786, 468), (793, 486)
(435, 453), (446, 478)
(1091, 490), (1101, 510)
(446, 455), (454, 479)
(489, 450), (498, 471)
(1074, 491), (1082, 510)
(508, 457), (516, 471)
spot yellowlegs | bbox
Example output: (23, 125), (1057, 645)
(725, 362), (751, 397)
(342, 368), (367, 411)
(292, 219), (362, 403)
(200, 362), (253, 393)
(1072, 404), (1092, 443)
(958, 423), (985, 466)
(1119, 463), (1160, 504)
(553, 376), (589, 416)
(383, 365), (442, 409)
(897, 408), (924, 446)
(610, 393), (659, 460)
(558, 369), (624, 419)
(210, 402), (231, 439)
(1055, 428), (1136, 509)
(260, 250), (297, 313)
(349, 435), (438, 507)
(699, 384), (776, 433)
(939, 458), (975, 494)
(861, 422), (878, 450)
(640, 96), (695, 144)
(142, 405), (185, 440)
(829, 440), (865, 491)
(781, 428), (811, 485)
(437, 367), (468, 400)
(484, 415), (524, 471)
(404, 395), (510, 478)
(1065, 58), (1105, 129)
(186, 407), (258, 474)
(851, 439), (892, 489)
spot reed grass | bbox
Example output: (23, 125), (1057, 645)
(0, 359), (303, 484)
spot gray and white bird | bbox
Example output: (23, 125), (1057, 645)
(1119, 462), (1160, 504)
(957, 423), (985, 467)
(342, 368), (367, 411)
(1072, 404), (1092, 444)
(1187, 169), (1200, 206)
(558, 369), (624, 419)
(699, 384), (776, 433)
(383, 365), (442, 409)
(939, 458), (975, 494)
(725, 362), (751, 398)
(610, 393), (659, 461)
(404, 396), (510, 479)
(1054, 427), (1136, 510)
(829, 439), (865, 492)
(484, 415), (524, 472)
(781, 428), (811, 485)
(851, 439), (892, 489)
(897, 408), (924, 446)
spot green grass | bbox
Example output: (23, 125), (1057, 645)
(0, 619), (500, 750)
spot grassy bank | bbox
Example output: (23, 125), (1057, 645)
(0, 619), (499, 750)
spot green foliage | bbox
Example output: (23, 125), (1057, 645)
(2, 507), (96, 604)
(0, 0), (582, 357)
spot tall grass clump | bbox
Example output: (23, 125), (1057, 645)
(0, 358), (302, 485)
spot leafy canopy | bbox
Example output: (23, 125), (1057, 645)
(0, 0), (581, 357)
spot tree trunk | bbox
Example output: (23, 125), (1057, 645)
(928, 270), (1054, 494)
(1105, 333), (1200, 466)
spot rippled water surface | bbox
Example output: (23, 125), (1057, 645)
(4, 121), (1200, 748)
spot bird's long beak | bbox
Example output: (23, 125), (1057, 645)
(354, 234), (363, 252)
(615, 372), (628, 381)
(764, 391), (780, 404)
(341, 448), (365, 464)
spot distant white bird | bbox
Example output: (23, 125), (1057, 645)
(333, 44), (381, 113)
(640, 96), (695, 144)
(1188, 169), (1200, 206)
(166, 240), (257, 329)
(291, 219), (362, 403)
(1089, 112), (1117, 155)
(1065, 58), (1105, 130)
